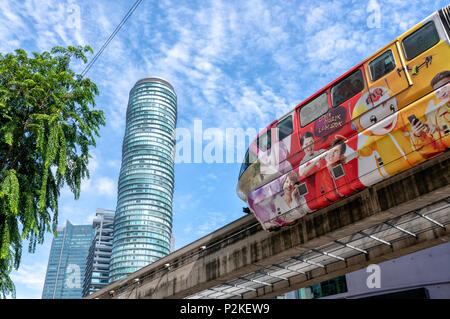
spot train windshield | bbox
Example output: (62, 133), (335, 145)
(238, 147), (257, 179)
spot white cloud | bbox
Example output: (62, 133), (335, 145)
(88, 154), (99, 173)
(10, 262), (47, 296)
(192, 212), (227, 236)
(96, 177), (116, 197)
(107, 159), (121, 169)
(173, 193), (200, 215)
(80, 177), (92, 193)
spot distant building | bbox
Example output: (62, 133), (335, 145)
(82, 209), (115, 297)
(280, 242), (450, 299)
(42, 221), (94, 299)
(110, 77), (177, 282)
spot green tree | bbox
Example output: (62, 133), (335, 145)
(0, 45), (105, 298)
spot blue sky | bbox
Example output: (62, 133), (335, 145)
(1, 0), (447, 299)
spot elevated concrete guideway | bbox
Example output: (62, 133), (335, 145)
(86, 151), (450, 299)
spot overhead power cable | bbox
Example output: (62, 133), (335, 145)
(81, 0), (144, 78)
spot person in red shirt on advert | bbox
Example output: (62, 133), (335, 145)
(299, 138), (349, 210)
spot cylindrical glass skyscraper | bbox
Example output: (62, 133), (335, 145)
(110, 77), (177, 282)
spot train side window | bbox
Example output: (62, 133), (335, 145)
(300, 92), (329, 127)
(402, 21), (440, 60)
(257, 130), (271, 152)
(277, 116), (293, 141)
(238, 147), (257, 178)
(369, 50), (396, 81)
(239, 154), (248, 178)
(331, 70), (364, 107)
(297, 183), (308, 196)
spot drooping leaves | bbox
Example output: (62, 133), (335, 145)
(0, 45), (105, 298)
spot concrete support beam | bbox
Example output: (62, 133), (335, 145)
(239, 226), (450, 299)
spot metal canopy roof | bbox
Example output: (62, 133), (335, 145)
(186, 198), (450, 299)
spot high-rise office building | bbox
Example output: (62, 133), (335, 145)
(42, 221), (94, 299)
(82, 208), (115, 297)
(110, 77), (177, 282)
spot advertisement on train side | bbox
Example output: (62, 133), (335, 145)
(239, 24), (450, 230)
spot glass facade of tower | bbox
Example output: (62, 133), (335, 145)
(109, 77), (177, 282)
(42, 221), (94, 299)
(82, 209), (115, 297)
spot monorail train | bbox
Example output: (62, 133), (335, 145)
(237, 5), (450, 231)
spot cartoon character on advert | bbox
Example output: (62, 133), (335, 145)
(352, 87), (425, 178)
